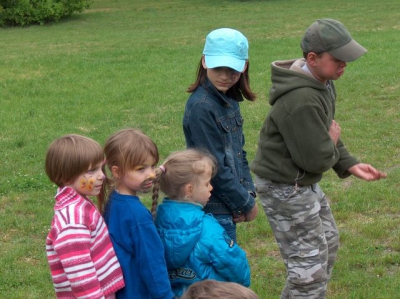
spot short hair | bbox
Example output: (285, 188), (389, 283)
(45, 134), (103, 187)
(303, 51), (323, 60)
(181, 280), (259, 299)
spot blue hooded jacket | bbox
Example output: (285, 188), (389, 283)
(154, 199), (251, 297)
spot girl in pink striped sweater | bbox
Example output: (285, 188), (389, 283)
(45, 134), (125, 299)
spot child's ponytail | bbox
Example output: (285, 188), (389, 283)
(97, 163), (112, 215)
(151, 167), (163, 219)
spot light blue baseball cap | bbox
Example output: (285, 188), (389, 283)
(203, 28), (249, 72)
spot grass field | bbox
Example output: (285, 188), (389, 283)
(1, 0), (399, 298)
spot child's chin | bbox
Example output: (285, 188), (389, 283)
(139, 188), (152, 194)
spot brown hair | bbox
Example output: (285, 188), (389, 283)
(303, 51), (324, 60)
(186, 57), (256, 101)
(151, 149), (217, 217)
(181, 280), (259, 299)
(99, 128), (159, 213)
(45, 134), (103, 188)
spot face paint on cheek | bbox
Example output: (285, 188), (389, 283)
(139, 178), (155, 192)
(80, 176), (96, 191)
(87, 178), (95, 190)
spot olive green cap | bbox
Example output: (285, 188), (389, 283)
(301, 18), (367, 62)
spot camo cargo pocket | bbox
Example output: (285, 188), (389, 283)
(287, 248), (327, 285)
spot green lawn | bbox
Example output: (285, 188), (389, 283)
(1, 0), (399, 298)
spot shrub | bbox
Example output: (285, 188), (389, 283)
(0, 0), (94, 26)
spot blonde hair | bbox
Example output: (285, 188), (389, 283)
(151, 149), (217, 217)
(181, 280), (259, 299)
(99, 128), (159, 213)
(45, 134), (103, 187)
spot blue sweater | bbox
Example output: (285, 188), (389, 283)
(104, 190), (174, 299)
(155, 199), (251, 297)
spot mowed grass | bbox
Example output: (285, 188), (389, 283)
(1, 0), (399, 298)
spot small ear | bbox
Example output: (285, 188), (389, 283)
(184, 183), (194, 198)
(111, 166), (120, 179)
(307, 52), (319, 66)
(242, 60), (248, 73)
(201, 56), (207, 69)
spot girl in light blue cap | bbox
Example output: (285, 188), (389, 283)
(183, 28), (258, 243)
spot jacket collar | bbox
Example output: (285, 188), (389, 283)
(54, 186), (88, 210)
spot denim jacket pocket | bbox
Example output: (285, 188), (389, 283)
(235, 115), (244, 126)
(220, 119), (231, 133)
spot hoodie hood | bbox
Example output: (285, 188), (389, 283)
(269, 58), (326, 106)
(155, 199), (204, 269)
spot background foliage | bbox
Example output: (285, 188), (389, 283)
(0, 0), (399, 298)
(0, 0), (93, 26)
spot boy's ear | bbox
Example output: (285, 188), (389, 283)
(111, 166), (120, 179)
(184, 183), (194, 197)
(307, 52), (319, 66)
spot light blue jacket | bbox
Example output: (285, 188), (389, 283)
(154, 199), (251, 297)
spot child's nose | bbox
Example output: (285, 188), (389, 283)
(219, 69), (230, 79)
(148, 170), (156, 179)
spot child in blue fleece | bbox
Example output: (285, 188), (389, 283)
(153, 149), (251, 297)
(101, 128), (175, 299)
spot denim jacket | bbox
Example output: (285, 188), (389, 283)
(183, 78), (256, 215)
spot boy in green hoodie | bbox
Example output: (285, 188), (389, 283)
(250, 19), (386, 299)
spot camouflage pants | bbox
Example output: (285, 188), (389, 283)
(255, 176), (339, 299)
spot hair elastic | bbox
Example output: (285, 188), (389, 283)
(159, 165), (166, 173)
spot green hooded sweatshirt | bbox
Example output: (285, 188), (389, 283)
(250, 58), (359, 186)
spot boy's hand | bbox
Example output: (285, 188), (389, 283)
(329, 120), (341, 145)
(348, 163), (387, 181)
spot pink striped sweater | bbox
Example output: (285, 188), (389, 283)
(46, 187), (125, 299)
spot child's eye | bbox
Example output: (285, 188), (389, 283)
(87, 163), (103, 173)
(88, 166), (100, 173)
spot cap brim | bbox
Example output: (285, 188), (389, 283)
(204, 55), (246, 72)
(329, 39), (367, 62)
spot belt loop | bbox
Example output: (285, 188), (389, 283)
(311, 183), (316, 192)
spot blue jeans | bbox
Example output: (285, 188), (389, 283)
(213, 214), (237, 243)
